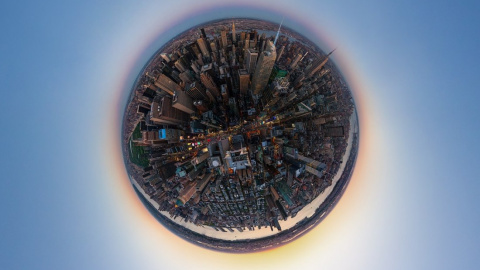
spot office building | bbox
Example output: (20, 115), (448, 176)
(251, 40), (277, 95)
(177, 182), (197, 206)
(306, 49), (335, 77)
(200, 72), (220, 97)
(221, 30), (227, 48)
(154, 74), (182, 96)
(238, 69), (250, 94)
(150, 96), (190, 125)
(276, 45), (285, 62)
(221, 84), (229, 103)
(245, 49), (258, 74)
(186, 81), (208, 100)
(290, 53), (302, 69)
(196, 38), (210, 57)
(172, 90), (195, 114)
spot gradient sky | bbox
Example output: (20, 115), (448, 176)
(1, 0), (480, 269)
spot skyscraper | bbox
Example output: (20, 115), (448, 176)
(150, 96), (189, 125)
(251, 40), (277, 95)
(221, 30), (227, 48)
(306, 49), (335, 77)
(290, 53), (302, 69)
(221, 84), (229, 103)
(200, 28), (207, 39)
(154, 74), (182, 96)
(196, 38), (210, 57)
(172, 90), (195, 114)
(238, 69), (250, 94)
(245, 49), (258, 74)
(276, 45), (285, 62)
(232, 22), (236, 43)
(200, 72), (220, 97)
(186, 81), (208, 100)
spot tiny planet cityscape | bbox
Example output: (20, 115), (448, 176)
(122, 18), (359, 252)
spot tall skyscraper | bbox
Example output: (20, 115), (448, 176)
(200, 72), (220, 97)
(238, 69), (250, 94)
(232, 22), (236, 43)
(200, 28), (207, 39)
(306, 49), (335, 77)
(205, 89), (215, 103)
(186, 81), (208, 100)
(154, 74), (182, 96)
(179, 71), (194, 84)
(174, 59), (187, 72)
(221, 84), (229, 103)
(245, 49), (258, 74)
(210, 41), (217, 52)
(193, 100), (208, 113)
(196, 38), (210, 57)
(251, 40), (277, 95)
(290, 53), (302, 69)
(221, 30), (227, 48)
(276, 45), (285, 62)
(150, 96), (189, 125)
(172, 90), (195, 114)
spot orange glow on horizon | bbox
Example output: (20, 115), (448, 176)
(102, 5), (379, 261)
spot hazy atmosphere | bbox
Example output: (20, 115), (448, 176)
(1, 0), (479, 269)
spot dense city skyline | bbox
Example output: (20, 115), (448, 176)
(122, 18), (358, 251)
(2, 0), (480, 269)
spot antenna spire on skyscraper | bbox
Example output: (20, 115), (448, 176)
(273, 17), (284, 46)
(328, 48), (337, 56)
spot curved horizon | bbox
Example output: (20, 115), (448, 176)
(109, 9), (372, 254)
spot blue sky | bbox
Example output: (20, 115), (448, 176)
(1, 0), (480, 269)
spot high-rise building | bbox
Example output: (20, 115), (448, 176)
(160, 53), (171, 63)
(251, 40), (277, 95)
(290, 53), (302, 69)
(191, 62), (200, 74)
(297, 154), (326, 178)
(150, 96), (189, 125)
(193, 100), (208, 113)
(186, 81), (208, 100)
(306, 49), (335, 77)
(209, 41), (216, 52)
(232, 22), (236, 43)
(172, 90), (195, 114)
(179, 71), (194, 84)
(238, 69), (250, 94)
(205, 89), (215, 103)
(200, 72), (220, 97)
(221, 30), (227, 48)
(200, 28), (207, 39)
(174, 59), (187, 72)
(196, 38), (210, 57)
(154, 74), (182, 96)
(276, 45), (285, 62)
(245, 49), (258, 74)
(221, 84), (229, 103)
(177, 182), (197, 206)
